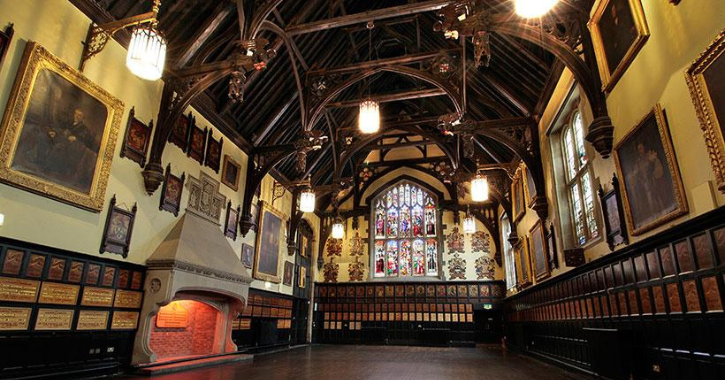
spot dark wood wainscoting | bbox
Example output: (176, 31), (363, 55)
(232, 289), (299, 351)
(0, 237), (146, 379)
(503, 207), (725, 380)
(312, 281), (506, 346)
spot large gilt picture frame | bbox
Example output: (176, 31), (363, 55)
(254, 201), (286, 283)
(685, 30), (725, 193)
(511, 166), (525, 223)
(0, 42), (123, 211)
(614, 104), (687, 236)
(529, 220), (550, 281)
(589, 0), (650, 92)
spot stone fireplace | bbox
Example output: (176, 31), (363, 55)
(132, 174), (252, 365)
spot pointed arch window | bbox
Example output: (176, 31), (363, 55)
(372, 180), (440, 278)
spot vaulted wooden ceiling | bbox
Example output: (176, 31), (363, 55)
(77, 0), (598, 213)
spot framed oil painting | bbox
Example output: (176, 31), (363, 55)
(241, 243), (254, 269)
(529, 220), (550, 281)
(685, 30), (725, 193)
(0, 23), (13, 69)
(224, 201), (239, 240)
(523, 166), (537, 208)
(0, 42), (123, 212)
(589, 0), (650, 92)
(518, 237), (532, 287)
(546, 224), (558, 270)
(283, 261), (294, 286)
(614, 104), (687, 236)
(221, 155), (241, 191)
(100, 195), (136, 258)
(512, 166), (525, 222)
(598, 174), (629, 251)
(187, 125), (207, 165)
(169, 112), (191, 152)
(204, 132), (223, 173)
(159, 164), (185, 216)
(254, 201), (286, 283)
(299, 266), (307, 288)
(120, 107), (152, 168)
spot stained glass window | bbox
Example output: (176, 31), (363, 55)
(372, 181), (439, 278)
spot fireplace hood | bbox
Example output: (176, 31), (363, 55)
(132, 209), (252, 364)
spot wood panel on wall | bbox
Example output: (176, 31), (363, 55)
(504, 207), (725, 380)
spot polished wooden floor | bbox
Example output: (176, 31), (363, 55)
(121, 345), (587, 380)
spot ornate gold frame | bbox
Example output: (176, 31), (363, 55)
(0, 42), (123, 212)
(511, 165), (525, 223)
(613, 104), (688, 236)
(517, 237), (532, 287)
(685, 29), (725, 193)
(253, 200), (286, 283)
(588, 0), (650, 92)
(529, 219), (550, 281)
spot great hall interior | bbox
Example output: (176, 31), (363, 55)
(0, 1), (723, 379)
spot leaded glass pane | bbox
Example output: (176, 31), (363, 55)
(399, 240), (411, 276)
(387, 209), (398, 237)
(400, 206), (411, 237)
(386, 241), (398, 276)
(581, 172), (598, 239)
(413, 239), (425, 276)
(375, 201), (385, 239)
(425, 198), (436, 236)
(412, 206), (424, 237)
(374, 241), (385, 277)
(564, 128), (577, 180)
(570, 183), (586, 245)
(426, 239), (438, 275)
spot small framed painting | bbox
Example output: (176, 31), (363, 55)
(529, 220), (550, 281)
(204, 132), (223, 173)
(169, 112), (191, 152)
(589, 0), (650, 91)
(546, 224), (558, 269)
(241, 243), (254, 269)
(224, 201), (239, 240)
(159, 164), (185, 216)
(187, 125), (207, 165)
(518, 238), (532, 287)
(613, 104), (687, 235)
(598, 174), (629, 251)
(0, 23), (13, 69)
(298, 266), (307, 288)
(523, 166), (537, 207)
(100, 195), (137, 258)
(283, 261), (294, 286)
(120, 107), (152, 168)
(685, 30), (725, 193)
(221, 155), (240, 191)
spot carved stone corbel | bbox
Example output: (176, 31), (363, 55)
(586, 115), (615, 159)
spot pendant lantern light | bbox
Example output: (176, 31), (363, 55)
(470, 172), (489, 202)
(299, 187), (316, 213)
(463, 208), (476, 234)
(331, 218), (345, 239)
(126, 23), (167, 80)
(515, 0), (559, 18)
(358, 21), (380, 134)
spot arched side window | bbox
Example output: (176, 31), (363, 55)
(561, 111), (599, 245)
(501, 214), (517, 289)
(370, 180), (440, 279)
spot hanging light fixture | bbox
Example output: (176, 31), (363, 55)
(463, 207), (476, 234)
(126, 23), (167, 80)
(299, 186), (316, 213)
(515, 0), (559, 18)
(80, 0), (166, 81)
(331, 217), (345, 239)
(470, 172), (489, 202)
(358, 21), (380, 134)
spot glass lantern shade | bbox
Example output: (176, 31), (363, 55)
(515, 0), (558, 18)
(126, 25), (167, 81)
(463, 214), (476, 234)
(331, 220), (345, 239)
(299, 188), (316, 213)
(358, 99), (380, 134)
(470, 174), (489, 202)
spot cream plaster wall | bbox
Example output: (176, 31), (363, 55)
(0, 0), (318, 297)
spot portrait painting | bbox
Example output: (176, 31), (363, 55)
(614, 104), (687, 236)
(254, 201), (285, 283)
(224, 201), (239, 240)
(169, 112), (191, 152)
(546, 224), (558, 270)
(187, 125), (206, 164)
(204, 132), (223, 173)
(159, 164), (185, 216)
(598, 174), (628, 251)
(299, 266), (307, 288)
(512, 167), (525, 222)
(283, 261), (294, 286)
(524, 166), (536, 207)
(120, 107), (152, 168)
(529, 220), (550, 281)
(221, 155), (241, 191)
(0, 23), (13, 70)
(100, 195), (136, 258)
(0, 42), (123, 211)
(685, 30), (725, 193)
(589, 0), (650, 91)
(241, 243), (254, 269)
(518, 237), (532, 286)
